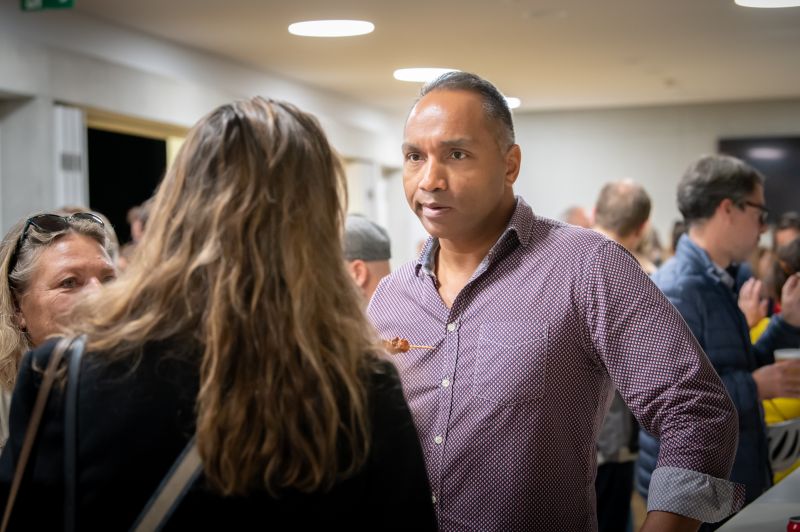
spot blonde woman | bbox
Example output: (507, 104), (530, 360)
(0, 211), (117, 448)
(0, 98), (436, 530)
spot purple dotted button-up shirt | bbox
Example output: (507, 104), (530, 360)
(368, 197), (743, 531)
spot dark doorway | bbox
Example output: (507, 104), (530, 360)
(719, 137), (800, 224)
(87, 129), (166, 244)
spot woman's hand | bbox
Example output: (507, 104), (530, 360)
(738, 278), (768, 329)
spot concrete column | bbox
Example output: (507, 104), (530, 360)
(0, 96), (56, 234)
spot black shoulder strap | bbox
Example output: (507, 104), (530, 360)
(0, 336), (71, 532)
(64, 334), (87, 532)
(129, 436), (202, 532)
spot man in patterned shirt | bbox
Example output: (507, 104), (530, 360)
(368, 72), (743, 531)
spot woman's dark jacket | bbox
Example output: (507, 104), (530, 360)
(0, 339), (437, 531)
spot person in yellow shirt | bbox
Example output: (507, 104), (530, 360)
(745, 236), (800, 481)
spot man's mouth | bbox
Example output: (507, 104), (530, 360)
(420, 203), (451, 218)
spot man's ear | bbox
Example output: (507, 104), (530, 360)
(504, 144), (521, 187)
(347, 259), (369, 289)
(719, 198), (736, 217)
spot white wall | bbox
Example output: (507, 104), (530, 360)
(0, 5), (401, 163)
(513, 99), (800, 243)
(0, 4), (401, 233)
(0, 97), (56, 230)
(378, 167), (429, 270)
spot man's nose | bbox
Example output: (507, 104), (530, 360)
(418, 158), (447, 192)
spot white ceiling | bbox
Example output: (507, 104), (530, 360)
(73, 0), (800, 112)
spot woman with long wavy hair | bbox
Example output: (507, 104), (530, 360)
(0, 97), (436, 531)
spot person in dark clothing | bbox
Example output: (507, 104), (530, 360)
(637, 154), (800, 529)
(0, 97), (436, 531)
(592, 180), (653, 532)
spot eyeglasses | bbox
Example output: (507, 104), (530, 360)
(7, 212), (104, 278)
(741, 201), (769, 225)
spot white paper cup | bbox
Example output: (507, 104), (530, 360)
(774, 348), (800, 361)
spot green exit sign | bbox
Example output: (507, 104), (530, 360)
(21, 0), (74, 11)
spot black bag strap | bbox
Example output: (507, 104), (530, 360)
(0, 336), (73, 532)
(64, 334), (87, 532)
(129, 436), (202, 532)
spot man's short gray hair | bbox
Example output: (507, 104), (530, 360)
(419, 71), (515, 149)
(594, 181), (652, 237)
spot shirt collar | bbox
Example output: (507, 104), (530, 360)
(678, 234), (736, 290)
(415, 196), (535, 278)
(712, 263), (736, 290)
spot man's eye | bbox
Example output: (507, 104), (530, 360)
(102, 275), (117, 284)
(451, 151), (466, 160)
(60, 278), (79, 289)
(405, 153), (422, 162)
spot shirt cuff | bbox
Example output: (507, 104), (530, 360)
(646, 466), (745, 523)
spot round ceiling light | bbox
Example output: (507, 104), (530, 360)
(734, 0), (800, 7)
(393, 68), (460, 83)
(288, 20), (375, 37)
(505, 97), (521, 109)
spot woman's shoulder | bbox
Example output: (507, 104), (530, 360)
(362, 357), (417, 433)
(364, 356), (400, 382)
(13, 337), (63, 392)
(363, 357), (403, 401)
(25, 337), (62, 364)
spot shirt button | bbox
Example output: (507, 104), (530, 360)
(441, 378), (450, 388)
(434, 435), (443, 445)
(432, 495), (437, 504)
(446, 322), (458, 332)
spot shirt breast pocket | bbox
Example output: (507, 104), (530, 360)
(473, 322), (548, 404)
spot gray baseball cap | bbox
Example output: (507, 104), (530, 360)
(344, 214), (391, 261)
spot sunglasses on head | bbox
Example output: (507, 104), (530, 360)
(7, 212), (104, 278)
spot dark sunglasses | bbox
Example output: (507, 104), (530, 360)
(7, 212), (104, 277)
(741, 201), (769, 225)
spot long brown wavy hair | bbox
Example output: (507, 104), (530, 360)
(70, 97), (378, 495)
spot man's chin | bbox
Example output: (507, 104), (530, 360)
(419, 218), (451, 240)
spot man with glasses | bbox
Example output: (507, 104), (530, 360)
(637, 154), (800, 522)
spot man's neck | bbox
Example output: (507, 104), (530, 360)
(434, 237), (499, 309)
(437, 198), (516, 274)
(688, 224), (731, 269)
(437, 240), (493, 279)
(433, 197), (516, 307)
(593, 226), (637, 252)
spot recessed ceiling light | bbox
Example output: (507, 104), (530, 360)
(393, 68), (459, 83)
(505, 97), (521, 109)
(748, 147), (785, 160)
(734, 0), (800, 7)
(288, 20), (374, 37)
